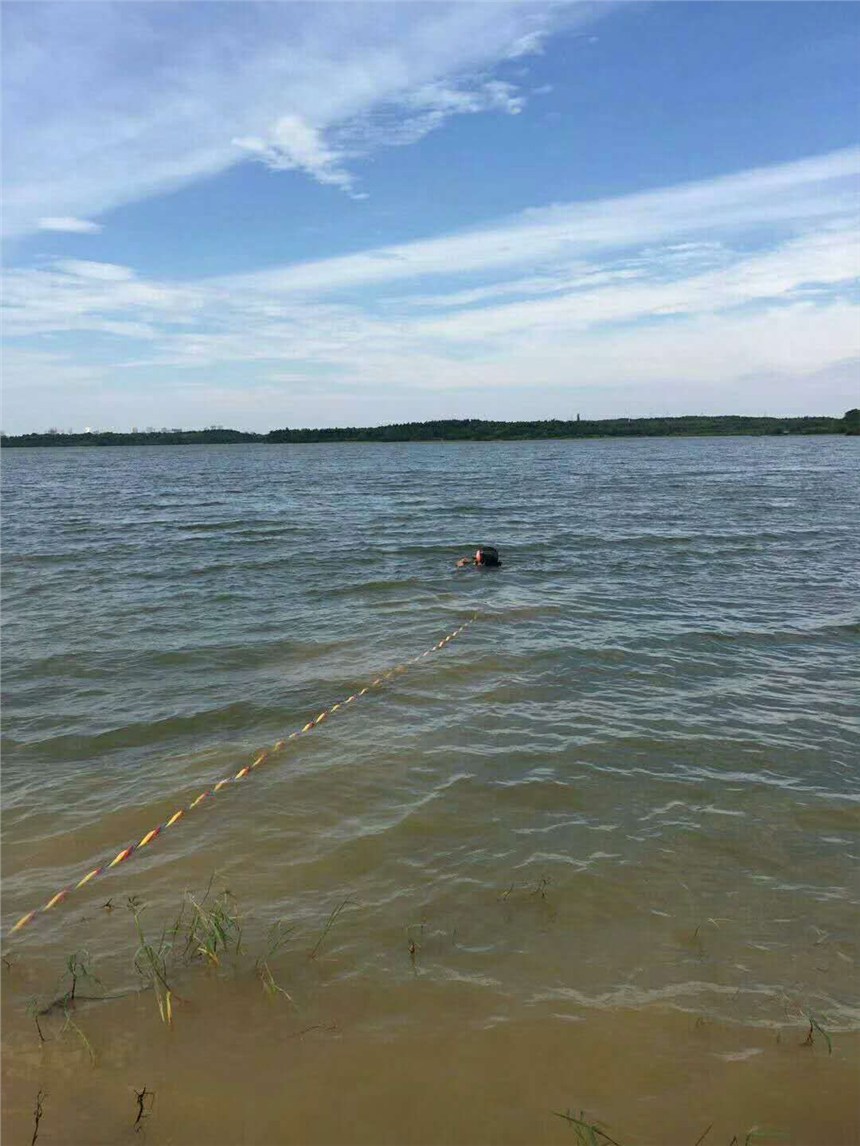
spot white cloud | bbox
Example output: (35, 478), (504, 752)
(398, 227), (860, 345)
(374, 77), (527, 142)
(503, 30), (547, 60)
(234, 114), (356, 192)
(235, 77), (530, 190)
(37, 216), (102, 234)
(3, 150), (859, 427)
(2, 260), (202, 339)
(2, 2), (590, 233)
(55, 260), (135, 282)
(0, 347), (109, 396)
(429, 77), (521, 130)
(209, 148), (859, 298)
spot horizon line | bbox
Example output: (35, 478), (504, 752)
(2, 411), (854, 441)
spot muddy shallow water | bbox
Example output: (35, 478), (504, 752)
(2, 437), (858, 1144)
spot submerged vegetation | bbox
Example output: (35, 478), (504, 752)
(552, 1109), (783, 1146)
(3, 876), (840, 1146)
(18, 884), (299, 1042)
(2, 411), (857, 447)
(554, 1108), (625, 1145)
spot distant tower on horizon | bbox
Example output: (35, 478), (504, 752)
(576, 413), (580, 422)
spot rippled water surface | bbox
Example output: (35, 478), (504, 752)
(2, 438), (858, 1145)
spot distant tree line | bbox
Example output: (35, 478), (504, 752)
(2, 412), (857, 448)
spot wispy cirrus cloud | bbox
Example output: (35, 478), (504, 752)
(233, 77), (529, 192)
(3, 147), (858, 430)
(215, 147), (859, 297)
(37, 216), (102, 234)
(233, 114), (360, 193)
(333, 77), (528, 155)
(1, 1), (586, 235)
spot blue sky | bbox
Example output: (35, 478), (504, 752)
(2, 1), (858, 432)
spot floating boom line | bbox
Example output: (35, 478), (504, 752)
(8, 617), (477, 937)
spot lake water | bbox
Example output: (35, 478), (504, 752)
(2, 437), (858, 1146)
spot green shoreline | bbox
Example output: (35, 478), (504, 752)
(2, 412), (858, 447)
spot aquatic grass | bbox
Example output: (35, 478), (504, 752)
(26, 996), (47, 1043)
(688, 918), (723, 958)
(66, 951), (93, 1001)
(308, 896), (355, 960)
(24, 948), (107, 1047)
(185, 891), (242, 968)
(777, 993), (835, 1054)
(32, 885), (296, 1024)
(531, 875), (552, 901)
(133, 1086), (155, 1132)
(23, 948), (137, 1048)
(61, 1003), (97, 1065)
(553, 1108), (623, 1146)
(727, 1132), (783, 1146)
(554, 1112), (783, 1146)
(129, 899), (178, 1025)
(262, 918), (295, 959)
(286, 1020), (339, 1039)
(405, 919), (425, 964)
(30, 1088), (45, 1146)
(127, 888), (243, 1021)
(496, 875), (558, 928)
(24, 884), (343, 1039)
(257, 960), (293, 1002)
(48, 949), (102, 1010)
(256, 919), (296, 1002)
(802, 1014), (832, 1055)
(497, 874), (553, 903)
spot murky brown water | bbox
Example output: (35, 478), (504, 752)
(2, 957), (858, 1145)
(2, 438), (858, 1144)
